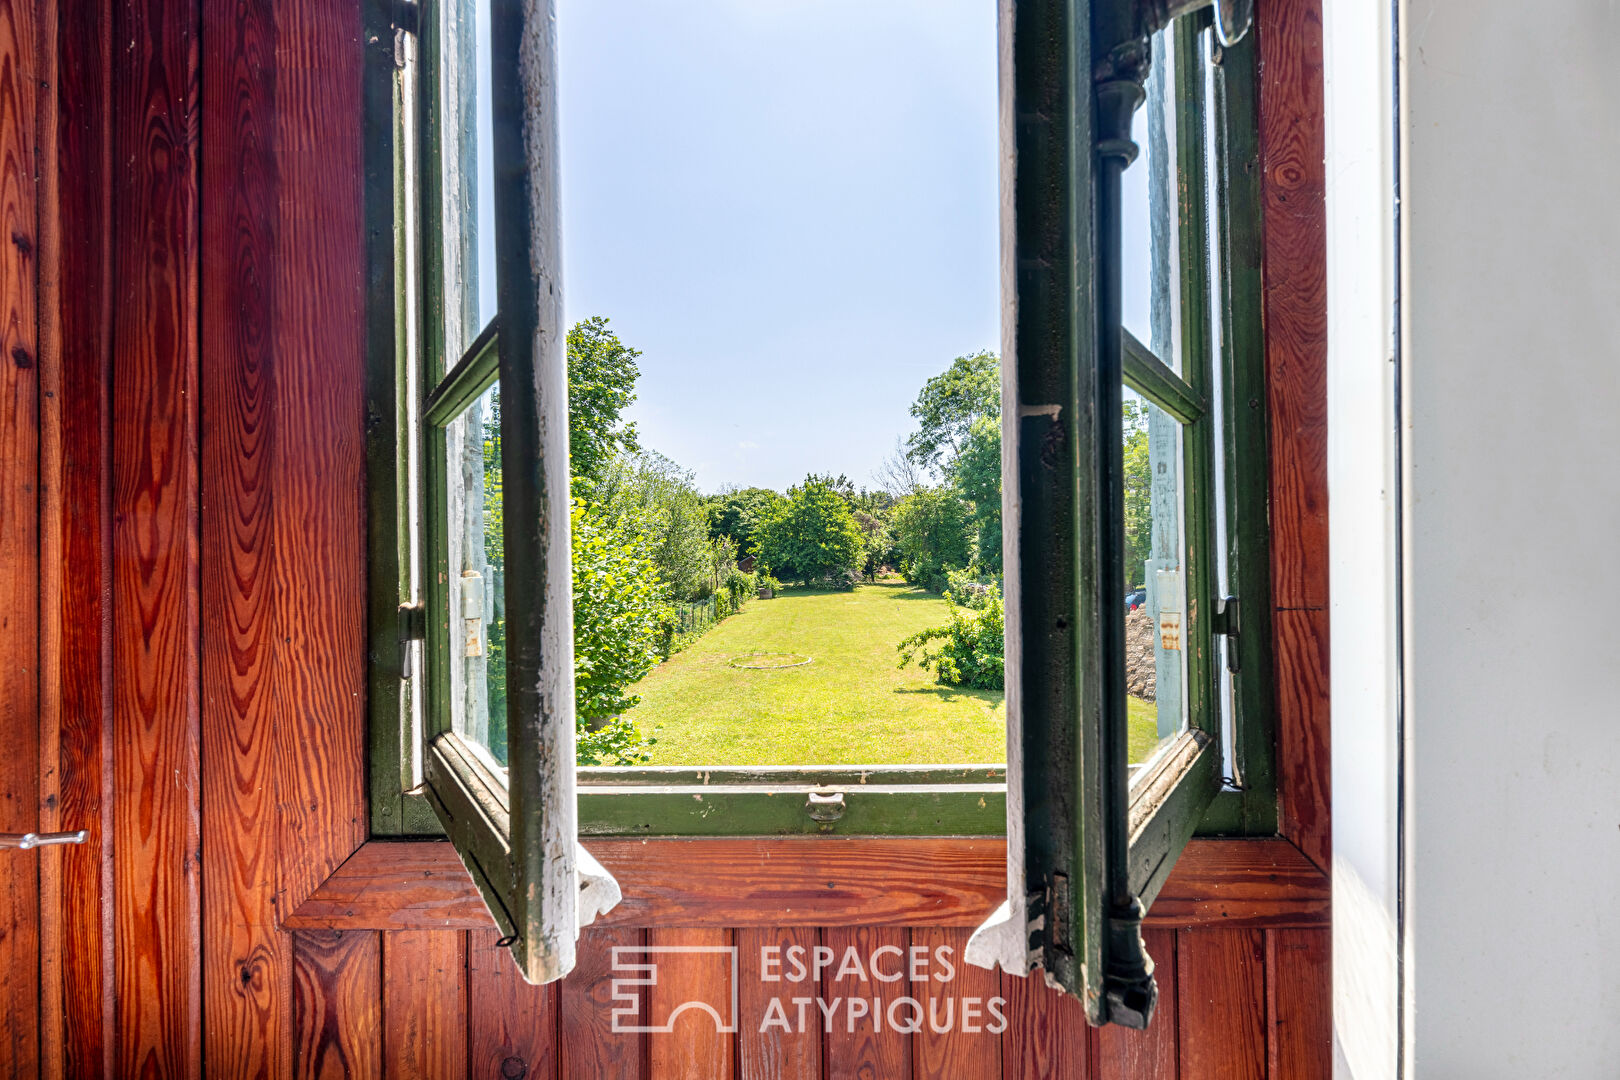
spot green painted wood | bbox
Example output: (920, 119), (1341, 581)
(577, 783), (1007, 837)
(1123, 328), (1207, 423)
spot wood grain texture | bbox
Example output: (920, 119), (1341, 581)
(1177, 929), (1266, 1080)
(0, 0), (40, 1063)
(1095, 929), (1177, 1080)
(913, 926), (1001, 1080)
(647, 928), (735, 1080)
(1267, 928), (1330, 1079)
(469, 927), (561, 1080)
(289, 838), (1328, 933)
(1258, 0), (1328, 616)
(821, 927), (910, 1080)
(736, 927), (821, 1080)
(382, 930), (468, 1079)
(294, 930), (381, 1080)
(42, 0), (116, 1073)
(1274, 609), (1330, 871)
(110, 0), (201, 1071)
(559, 926), (647, 1080)
(999, 967), (1088, 1080)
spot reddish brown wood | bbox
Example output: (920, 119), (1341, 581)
(1274, 609), (1330, 871)
(737, 926), (822, 1080)
(559, 926), (647, 1079)
(294, 930), (382, 1080)
(821, 927), (911, 1080)
(289, 838), (1328, 933)
(469, 927), (560, 1080)
(999, 967), (1088, 1080)
(42, 0), (115, 1072)
(0, 0), (40, 1063)
(1267, 928), (1330, 1079)
(110, 0), (202, 1071)
(1177, 929), (1266, 1080)
(646, 928), (735, 1079)
(1096, 929), (1178, 1079)
(382, 930), (468, 1079)
(913, 926), (1001, 1079)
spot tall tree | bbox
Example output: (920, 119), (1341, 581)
(567, 315), (642, 490)
(904, 350), (1000, 472)
(755, 475), (865, 586)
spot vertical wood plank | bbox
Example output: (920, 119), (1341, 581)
(559, 926), (647, 1080)
(1267, 929), (1330, 1080)
(737, 927), (821, 1080)
(294, 930), (382, 1080)
(0, 0), (40, 1063)
(821, 927), (910, 1080)
(1000, 968), (1089, 1080)
(1177, 929), (1265, 1080)
(1275, 609), (1330, 870)
(913, 926), (1000, 1080)
(646, 927), (735, 1080)
(198, 0), (289, 1072)
(111, 0), (201, 1071)
(1096, 929), (1178, 1079)
(42, 0), (115, 1072)
(382, 931), (468, 1079)
(469, 927), (560, 1080)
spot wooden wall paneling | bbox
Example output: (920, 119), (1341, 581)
(294, 930), (382, 1080)
(1257, 0), (1330, 871)
(1266, 928), (1330, 1079)
(110, 0), (201, 1070)
(645, 927), (735, 1079)
(381, 930), (468, 1079)
(1095, 929), (1178, 1080)
(1176, 929), (1266, 1080)
(912, 926), (1000, 1080)
(820, 926), (910, 1080)
(468, 927), (560, 1080)
(999, 967), (1088, 1080)
(736, 926), (822, 1080)
(0, 0), (40, 1065)
(42, 0), (115, 1072)
(198, 0), (291, 1072)
(559, 926), (647, 1079)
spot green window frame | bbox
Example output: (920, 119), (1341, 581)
(362, 0), (1274, 1003)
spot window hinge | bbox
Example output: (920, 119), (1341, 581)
(392, 0), (419, 69)
(398, 602), (426, 678)
(1213, 595), (1240, 673)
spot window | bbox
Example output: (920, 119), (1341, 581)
(364, 0), (1272, 1004)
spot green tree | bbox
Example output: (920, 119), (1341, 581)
(571, 501), (663, 763)
(755, 475), (865, 586)
(953, 413), (1002, 575)
(1122, 400), (1151, 590)
(568, 316), (642, 491)
(891, 487), (973, 592)
(706, 486), (784, 559)
(905, 350), (1000, 472)
(592, 451), (716, 602)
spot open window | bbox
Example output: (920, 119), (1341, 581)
(365, 0), (1272, 1005)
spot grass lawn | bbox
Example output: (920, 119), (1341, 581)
(622, 581), (1164, 767)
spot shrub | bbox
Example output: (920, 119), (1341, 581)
(896, 585), (1005, 690)
(945, 567), (999, 609)
(891, 487), (973, 592)
(572, 501), (664, 762)
(722, 568), (755, 609)
(755, 475), (864, 585)
(577, 714), (657, 766)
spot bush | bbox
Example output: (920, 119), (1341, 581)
(945, 567), (999, 609)
(891, 487), (973, 592)
(572, 501), (664, 762)
(577, 714), (656, 766)
(896, 585), (1005, 690)
(755, 475), (864, 586)
(722, 568), (756, 609)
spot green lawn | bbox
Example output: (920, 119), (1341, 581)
(622, 582), (1164, 767)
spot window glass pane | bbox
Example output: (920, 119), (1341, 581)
(442, 0), (498, 360)
(445, 380), (508, 769)
(1124, 391), (1189, 777)
(1121, 24), (1180, 370)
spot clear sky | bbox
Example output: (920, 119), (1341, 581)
(552, 0), (1000, 493)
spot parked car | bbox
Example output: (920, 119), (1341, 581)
(1126, 589), (1147, 612)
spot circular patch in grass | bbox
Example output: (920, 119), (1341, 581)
(728, 652), (812, 670)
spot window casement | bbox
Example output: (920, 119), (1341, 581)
(364, 0), (1274, 1010)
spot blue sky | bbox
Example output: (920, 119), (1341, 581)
(551, 0), (1000, 493)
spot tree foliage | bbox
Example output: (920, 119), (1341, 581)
(755, 475), (865, 586)
(891, 487), (973, 593)
(904, 350), (1001, 472)
(568, 316), (642, 491)
(1122, 399), (1151, 590)
(953, 413), (1002, 574)
(706, 486), (785, 559)
(896, 584), (1005, 690)
(592, 451), (716, 602)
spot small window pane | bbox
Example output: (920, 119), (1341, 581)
(1121, 24), (1180, 369)
(445, 380), (508, 768)
(442, 0), (499, 358)
(1124, 392), (1189, 775)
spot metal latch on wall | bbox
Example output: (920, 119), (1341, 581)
(805, 791), (845, 823)
(1212, 595), (1240, 673)
(398, 602), (426, 678)
(1, 831), (87, 851)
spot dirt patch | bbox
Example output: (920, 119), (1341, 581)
(1126, 607), (1156, 701)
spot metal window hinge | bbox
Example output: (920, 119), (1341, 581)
(1, 831), (87, 851)
(1212, 595), (1240, 673)
(398, 602), (426, 678)
(392, 0), (419, 69)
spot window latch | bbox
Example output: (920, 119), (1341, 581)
(805, 790), (845, 823)
(398, 602), (426, 678)
(1212, 595), (1240, 673)
(1, 831), (87, 852)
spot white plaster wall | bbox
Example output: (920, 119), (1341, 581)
(1331, 1), (1620, 1075)
(1401, 2), (1620, 1073)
